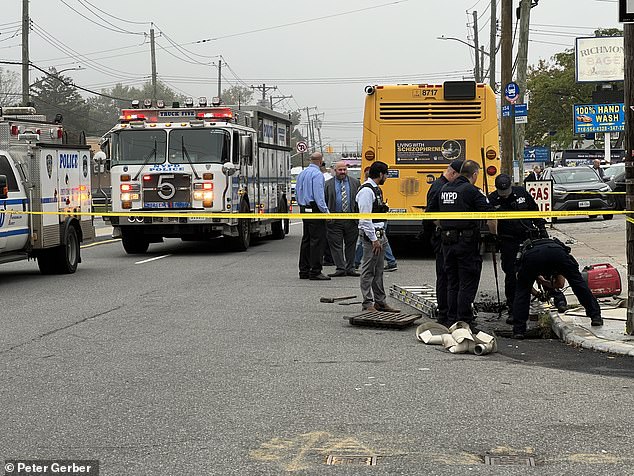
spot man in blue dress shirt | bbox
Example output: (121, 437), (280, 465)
(296, 152), (331, 280)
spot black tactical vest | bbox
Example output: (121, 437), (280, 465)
(358, 183), (389, 223)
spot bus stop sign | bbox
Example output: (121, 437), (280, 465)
(504, 82), (520, 103)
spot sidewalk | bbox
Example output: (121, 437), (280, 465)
(546, 219), (634, 356)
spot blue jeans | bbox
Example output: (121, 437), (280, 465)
(354, 228), (396, 267)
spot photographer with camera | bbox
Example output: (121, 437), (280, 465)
(488, 174), (547, 325)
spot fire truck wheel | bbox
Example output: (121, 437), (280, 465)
(284, 219), (290, 234)
(121, 230), (150, 254)
(231, 218), (251, 251)
(603, 214), (613, 220)
(271, 220), (285, 240)
(37, 225), (80, 274)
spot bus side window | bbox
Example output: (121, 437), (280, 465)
(0, 155), (19, 191)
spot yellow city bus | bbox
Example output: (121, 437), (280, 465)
(361, 81), (500, 237)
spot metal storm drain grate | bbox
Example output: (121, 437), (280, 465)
(344, 311), (421, 328)
(325, 455), (378, 466)
(485, 455), (536, 466)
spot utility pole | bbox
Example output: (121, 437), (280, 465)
(21, 0), (29, 105)
(480, 46), (485, 84)
(251, 84), (278, 107)
(500, 0), (513, 176)
(315, 113), (324, 153)
(217, 58), (222, 98)
(150, 26), (157, 101)
(304, 107), (317, 151)
(514, 0), (533, 181)
(472, 11), (480, 82)
(624, 22), (634, 335)
(269, 95), (292, 110)
(489, 0), (497, 91)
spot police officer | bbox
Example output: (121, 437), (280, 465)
(425, 159), (464, 325)
(513, 237), (603, 339)
(488, 174), (547, 324)
(437, 160), (496, 326)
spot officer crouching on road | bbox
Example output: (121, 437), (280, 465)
(513, 237), (603, 339)
(488, 174), (548, 324)
(437, 160), (496, 327)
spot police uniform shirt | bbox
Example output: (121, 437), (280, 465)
(488, 186), (543, 238)
(426, 175), (449, 213)
(438, 175), (492, 230)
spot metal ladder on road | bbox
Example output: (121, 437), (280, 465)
(388, 284), (438, 319)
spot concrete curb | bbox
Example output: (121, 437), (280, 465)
(550, 310), (634, 357)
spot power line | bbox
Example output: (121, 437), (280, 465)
(192, 1), (411, 44)
(0, 60), (132, 101)
(57, 0), (144, 35)
(77, 0), (151, 25)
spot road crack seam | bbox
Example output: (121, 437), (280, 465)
(0, 305), (124, 355)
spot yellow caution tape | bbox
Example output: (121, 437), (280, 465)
(0, 209), (628, 220)
(627, 216), (634, 225)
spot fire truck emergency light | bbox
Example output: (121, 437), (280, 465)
(185, 97), (194, 107)
(157, 100), (165, 108)
(131, 100), (140, 108)
(198, 97), (207, 107)
(211, 97), (221, 106)
(143, 99), (152, 107)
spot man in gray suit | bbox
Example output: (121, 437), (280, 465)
(325, 161), (361, 277)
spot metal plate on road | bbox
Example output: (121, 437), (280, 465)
(344, 310), (421, 328)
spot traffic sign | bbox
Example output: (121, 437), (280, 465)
(515, 115), (528, 124)
(504, 82), (520, 103)
(501, 105), (511, 117)
(514, 103), (528, 116)
(296, 141), (308, 153)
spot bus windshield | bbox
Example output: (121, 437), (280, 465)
(111, 130), (166, 165)
(168, 129), (230, 164)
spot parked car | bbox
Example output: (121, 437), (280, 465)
(541, 166), (614, 221)
(603, 162), (625, 210)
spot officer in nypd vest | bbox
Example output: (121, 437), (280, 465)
(438, 160), (496, 327)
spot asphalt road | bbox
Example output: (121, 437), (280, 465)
(0, 219), (632, 475)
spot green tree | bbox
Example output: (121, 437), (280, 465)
(0, 68), (19, 107)
(220, 85), (253, 106)
(30, 68), (90, 139)
(85, 81), (185, 136)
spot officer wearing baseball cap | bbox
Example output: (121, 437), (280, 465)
(434, 160), (496, 327)
(488, 173), (547, 324)
(424, 159), (464, 325)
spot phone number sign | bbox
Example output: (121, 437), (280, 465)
(573, 103), (624, 134)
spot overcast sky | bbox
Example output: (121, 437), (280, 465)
(0, 0), (623, 149)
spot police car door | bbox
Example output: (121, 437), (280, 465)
(0, 154), (29, 252)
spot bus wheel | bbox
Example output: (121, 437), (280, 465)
(122, 229), (150, 254)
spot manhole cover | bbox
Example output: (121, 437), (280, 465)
(344, 311), (421, 328)
(485, 455), (536, 466)
(325, 455), (378, 466)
